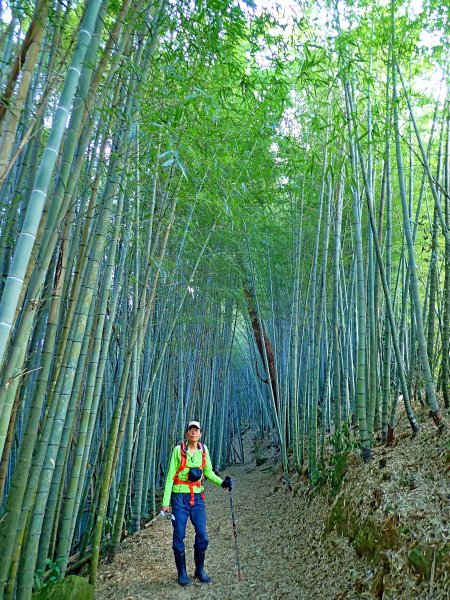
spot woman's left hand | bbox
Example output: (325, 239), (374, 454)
(221, 475), (233, 491)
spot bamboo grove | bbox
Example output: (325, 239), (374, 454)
(0, 0), (448, 597)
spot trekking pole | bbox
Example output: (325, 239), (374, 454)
(228, 488), (242, 580)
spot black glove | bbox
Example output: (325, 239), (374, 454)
(221, 475), (233, 491)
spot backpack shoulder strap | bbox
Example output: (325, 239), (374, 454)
(198, 443), (206, 469)
(173, 442), (187, 480)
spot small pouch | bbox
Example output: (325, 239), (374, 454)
(187, 467), (202, 482)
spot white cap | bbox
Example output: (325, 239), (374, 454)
(187, 420), (201, 430)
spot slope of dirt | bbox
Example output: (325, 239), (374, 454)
(95, 410), (449, 600)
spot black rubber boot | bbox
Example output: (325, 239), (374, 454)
(194, 548), (211, 583)
(174, 551), (193, 586)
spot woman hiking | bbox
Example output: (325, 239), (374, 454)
(162, 420), (233, 586)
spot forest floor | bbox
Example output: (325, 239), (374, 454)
(95, 407), (449, 600)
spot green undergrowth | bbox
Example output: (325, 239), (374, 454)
(311, 424), (359, 498)
(33, 575), (93, 600)
(33, 559), (61, 594)
(408, 544), (450, 580)
(252, 435), (274, 466)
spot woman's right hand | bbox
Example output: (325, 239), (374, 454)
(162, 505), (170, 512)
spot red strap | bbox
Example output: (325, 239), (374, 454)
(172, 442), (207, 507)
(173, 478), (202, 506)
(173, 442), (188, 481)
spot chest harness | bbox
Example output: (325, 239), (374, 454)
(173, 441), (206, 506)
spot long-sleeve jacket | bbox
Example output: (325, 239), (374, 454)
(162, 443), (223, 506)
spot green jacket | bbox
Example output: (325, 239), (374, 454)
(162, 443), (223, 506)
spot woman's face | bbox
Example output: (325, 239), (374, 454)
(186, 426), (201, 442)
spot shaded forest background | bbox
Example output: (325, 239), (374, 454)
(0, 0), (448, 597)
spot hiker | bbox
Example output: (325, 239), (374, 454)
(162, 420), (233, 586)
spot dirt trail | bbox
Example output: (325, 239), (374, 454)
(95, 416), (449, 600)
(96, 465), (304, 600)
(95, 444), (327, 600)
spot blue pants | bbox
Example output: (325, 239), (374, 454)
(171, 493), (209, 554)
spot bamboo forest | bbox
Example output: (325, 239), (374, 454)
(0, 0), (448, 598)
